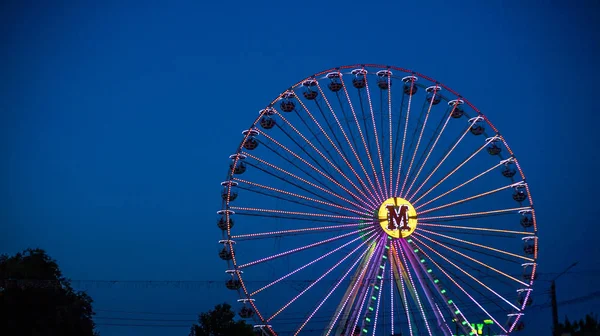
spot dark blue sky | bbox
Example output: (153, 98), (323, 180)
(1, 1), (599, 335)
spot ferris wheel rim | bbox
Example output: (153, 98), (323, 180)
(219, 64), (538, 335)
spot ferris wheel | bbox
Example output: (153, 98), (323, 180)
(217, 64), (538, 336)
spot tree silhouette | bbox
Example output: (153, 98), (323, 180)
(555, 313), (600, 335)
(189, 303), (254, 336)
(0, 248), (98, 336)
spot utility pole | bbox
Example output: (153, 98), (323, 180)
(551, 280), (558, 336)
(551, 261), (578, 336)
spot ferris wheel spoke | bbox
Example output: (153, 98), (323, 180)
(416, 228), (533, 262)
(272, 112), (377, 207)
(418, 222), (531, 236)
(325, 240), (380, 336)
(293, 235), (378, 335)
(416, 162), (503, 209)
(419, 183), (520, 215)
(400, 87), (439, 198)
(293, 95), (381, 207)
(242, 152), (373, 212)
(255, 129), (373, 207)
(251, 231), (377, 297)
(238, 227), (376, 269)
(400, 238), (456, 334)
(273, 121), (339, 180)
(232, 223), (367, 241)
(407, 117), (482, 202)
(386, 75), (394, 198)
(419, 206), (531, 222)
(411, 239), (509, 334)
(340, 76), (385, 199)
(314, 81), (380, 200)
(394, 239), (434, 336)
(334, 94), (362, 172)
(391, 251), (413, 335)
(294, 91), (373, 189)
(394, 77), (417, 196)
(241, 162), (338, 205)
(254, 138), (334, 194)
(403, 105), (454, 199)
(364, 73), (388, 197)
(235, 184), (351, 217)
(390, 83), (406, 176)
(266, 234), (378, 323)
(229, 206), (369, 221)
(411, 235), (523, 311)
(351, 263), (378, 335)
(370, 264), (386, 336)
(411, 140), (496, 206)
(233, 178), (367, 216)
(389, 247), (395, 335)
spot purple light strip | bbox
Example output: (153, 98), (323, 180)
(411, 236), (508, 333)
(390, 247), (394, 335)
(393, 249), (413, 336)
(311, 82), (382, 204)
(412, 235), (520, 311)
(351, 235), (387, 333)
(240, 227), (375, 268)
(371, 263), (386, 336)
(267, 233), (378, 322)
(293, 237), (378, 335)
(251, 230), (377, 296)
(400, 238), (447, 332)
(395, 240), (433, 336)
(324, 238), (380, 336)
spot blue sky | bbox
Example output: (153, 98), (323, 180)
(1, 1), (599, 335)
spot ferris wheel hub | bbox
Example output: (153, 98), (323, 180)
(377, 197), (418, 239)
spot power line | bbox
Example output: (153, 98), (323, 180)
(95, 308), (197, 316)
(96, 323), (190, 328)
(3, 269), (599, 290)
(93, 290), (600, 328)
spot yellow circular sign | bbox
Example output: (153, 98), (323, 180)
(378, 197), (418, 238)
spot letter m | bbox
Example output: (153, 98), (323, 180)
(386, 204), (410, 231)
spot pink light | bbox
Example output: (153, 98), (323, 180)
(404, 111), (452, 199)
(391, 245), (413, 335)
(407, 121), (476, 202)
(394, 77), (415, 196)
(239, 227), (375, 269)
(232, 222), (365, 240)
(324, 237), (380, 336)
(399, 87), (436, 198)
(251, 230), (377, 296)
(255, 129), (374, 207)
(390, 247), (394, 335)
(293, 235), (378, 335)
(312, 82), (381, 203)
(243, 152), (373, 213)
(411, 235), (520, 311)
(293, 93), (380, 208)
(229, 206), (369, 221)
(419, 206), (531, 221)
(395, 240), (433, 336)
(371, 263), (386, 336)
(267, 233), (379, 322)
(415, 162), (502, 209)
(411, 237), (507, 333)
(363, 74), (388, 196)
(234, 178), (368, 216)
(418, 184), (515, 215)
(340, 77), (385, 198)
(351, 238), (386, 333)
